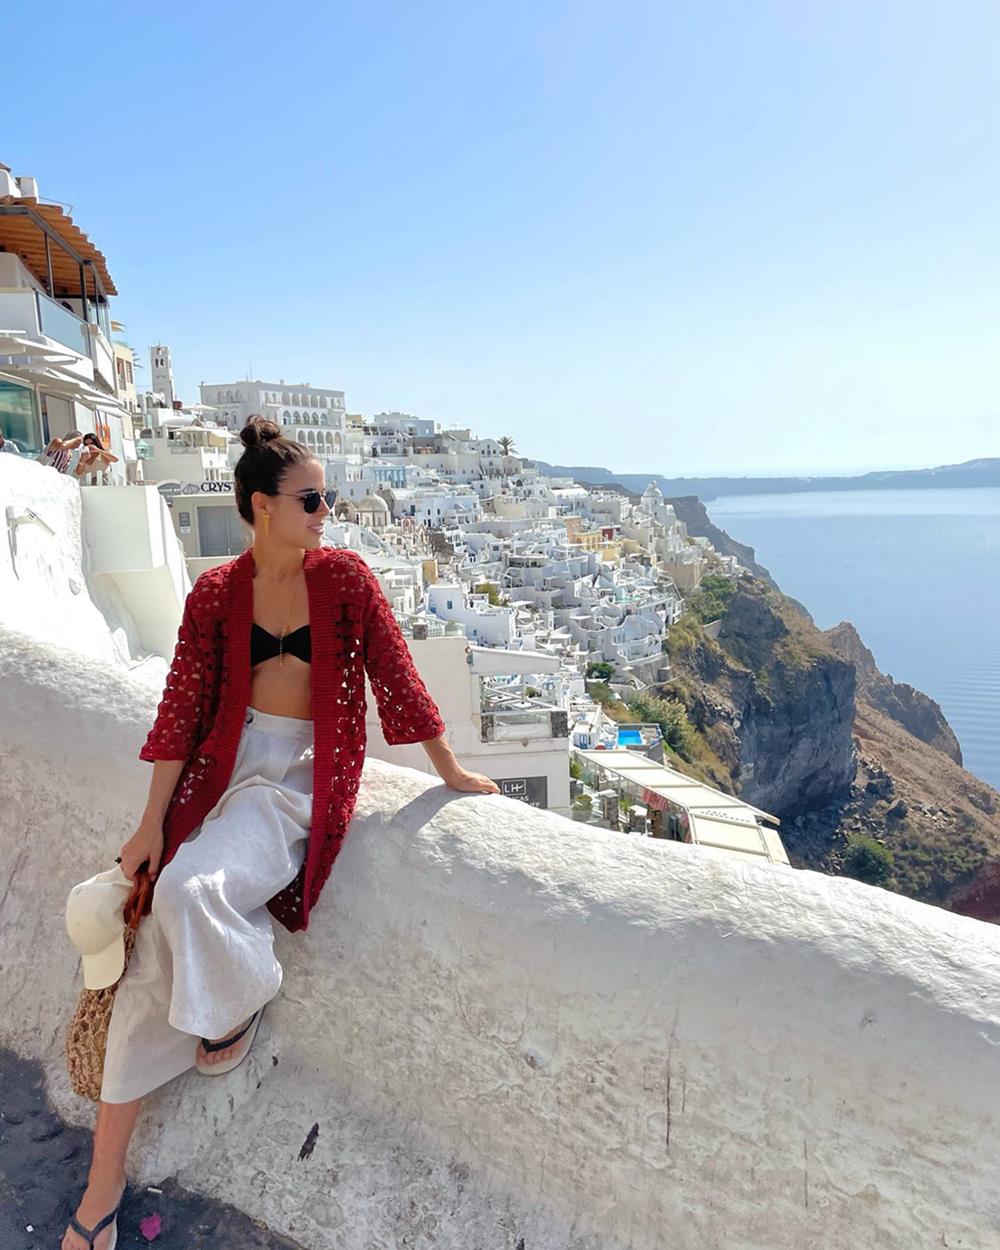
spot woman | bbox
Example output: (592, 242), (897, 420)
(74, 432), (119, 485)
(38, 431), (84, 474)
(63, 416), (498, 1250)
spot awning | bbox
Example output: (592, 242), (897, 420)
(0, 329), (79, 365)
(0, 198), (117, 296)
(0, 344), (129, 417)
(39, 371), (130, 416)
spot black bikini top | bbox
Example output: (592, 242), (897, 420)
(250, 622), (312, 666)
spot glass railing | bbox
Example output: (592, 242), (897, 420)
(481, 710), (555, 742)
(84, 301), (113, 340)
(36, 291), (89, 357)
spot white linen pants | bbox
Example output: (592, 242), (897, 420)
(101, 707), (314, 1104)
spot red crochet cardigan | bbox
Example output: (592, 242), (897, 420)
(140, 545), (446, 931)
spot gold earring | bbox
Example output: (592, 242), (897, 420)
(261, 513), (270, 537)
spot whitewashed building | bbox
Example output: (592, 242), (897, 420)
(200, 378), (347, 455)
(426, 583), (518, 646)
(0, 166), (135, 481)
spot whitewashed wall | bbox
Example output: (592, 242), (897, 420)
(2, 457), (1000, 1249)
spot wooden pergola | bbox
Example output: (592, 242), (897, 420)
(0, 195), (118, 321)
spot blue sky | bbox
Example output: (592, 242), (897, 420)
(5, 1), (1000, 475)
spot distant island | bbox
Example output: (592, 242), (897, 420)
(533, 456), (1000, 500)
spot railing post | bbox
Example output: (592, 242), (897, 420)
(44, 233), (54, 296)
(78, 262), (89, 324)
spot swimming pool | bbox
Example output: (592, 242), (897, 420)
(617, 728), (643, 747)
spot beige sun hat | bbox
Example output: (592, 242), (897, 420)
(65, 864), (133, 990)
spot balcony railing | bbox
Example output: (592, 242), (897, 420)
(479, 708), (569, 744)
(36, 290), (90, 356)
(168, 443), (228, 456)
(0, 288), (90, 357)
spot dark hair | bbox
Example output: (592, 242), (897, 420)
(83, 432), (105, 449)
(234, 415), (315, 524)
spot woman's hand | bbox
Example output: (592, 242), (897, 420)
(119, 819), (165, 881)
(443, 767), (501, 795)
(421, 734), (499, 794)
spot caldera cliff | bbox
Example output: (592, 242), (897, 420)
(660, 569), (1000, 922)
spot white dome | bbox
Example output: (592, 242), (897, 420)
(642, 481), (663, 498)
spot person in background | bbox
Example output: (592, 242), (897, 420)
(74, 432), (119, 485)
(0, 431), (22, 455)
(38, 431), (84, 474)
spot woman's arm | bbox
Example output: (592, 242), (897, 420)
(351, 554), (498, 794)
(422, 732), (500, 794)
(356, 556), (447, 745)
(139, 575), (214, 763)
(143, 759), (187, 822)
(119, 759), (185, 880)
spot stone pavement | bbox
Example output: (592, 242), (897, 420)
(0, 1049), (306, 1249)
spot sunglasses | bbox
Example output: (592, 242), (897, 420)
(276, 489), (336, 514)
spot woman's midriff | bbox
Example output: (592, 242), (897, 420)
(249, 655), (313, 720)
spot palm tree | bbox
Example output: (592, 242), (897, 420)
(497, 435), (516, 456)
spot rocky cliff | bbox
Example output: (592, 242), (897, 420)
(666, 495), (778, 588)
(824, 621), (963, 763)
(663, 576), (1000, 921)
(667, 581), (856, 817)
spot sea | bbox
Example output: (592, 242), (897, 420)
(705, 487), (1000, 792)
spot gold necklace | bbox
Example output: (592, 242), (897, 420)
(277, 579), (296, 667)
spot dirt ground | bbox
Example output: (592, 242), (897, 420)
(0, 1048), (306, 1249)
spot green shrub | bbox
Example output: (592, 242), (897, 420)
(586, 660), (615, 680)
(888, 825), (989, 902)
(841, 833), (895, 887)
(665, 614), (704, 655)
(472, 582), (503, 606)
(685, 574), (736, 624)
(626, 692), (699, 758)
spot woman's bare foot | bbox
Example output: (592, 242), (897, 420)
(61, 1172), (126, 1250)
(196, 1015), (256, 1067)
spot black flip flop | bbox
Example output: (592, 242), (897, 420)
(196, 1007), (264, 1076)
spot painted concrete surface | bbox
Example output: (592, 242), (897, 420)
(3, 454), (1000, 1249)
(3, 640), (1000, 1248)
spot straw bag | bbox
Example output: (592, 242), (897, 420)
(66, 866), (154, 1101)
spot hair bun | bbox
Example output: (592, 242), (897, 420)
(240, 415), (282, 450)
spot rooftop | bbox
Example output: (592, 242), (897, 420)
(575, 748), (788, 865)
(0, 193), (117, 297)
